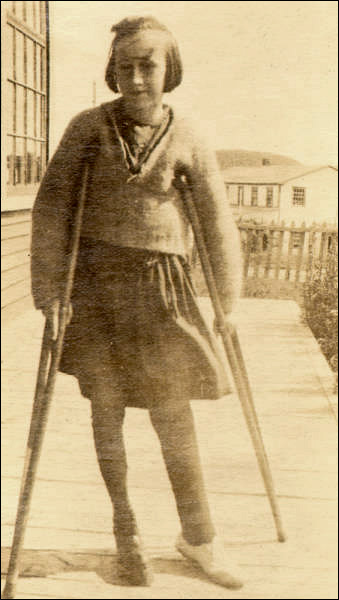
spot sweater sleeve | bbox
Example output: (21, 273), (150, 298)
(185, 131), (242, 315)
(31, 110), (97, 310)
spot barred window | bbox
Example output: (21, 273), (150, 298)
(266, 186), (273, 207)
(292, 187), (306, 206)
(251, 186), (258, 206)
(5, 2), (48, 196)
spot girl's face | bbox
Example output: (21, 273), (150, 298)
(115, 30), (167, 116)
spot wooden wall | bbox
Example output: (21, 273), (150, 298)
(1, 210), (33, 320)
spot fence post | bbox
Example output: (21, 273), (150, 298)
(264, 221), (275, 278)
(243, 227), (252, 279)
(295, 221), (306, 283)
(274, 221), (285, 280)
(285, 221), (295, 280)
(306, 224), (316, 281)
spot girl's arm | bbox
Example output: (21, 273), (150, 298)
(186, 134), (242, 315)
(31, 110), (96, 311)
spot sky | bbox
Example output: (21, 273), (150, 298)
(48, 1), (338, 165)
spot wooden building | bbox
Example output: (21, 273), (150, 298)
(2, 1), (49, 317)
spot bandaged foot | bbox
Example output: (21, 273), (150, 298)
(176, 533), (243, 589)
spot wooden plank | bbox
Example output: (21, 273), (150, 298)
(1, 262), (31, 291)
(1, 210), (31, 223)
(1, 294), (33, 321)
(1, 216), (31, 227)
(306, 229), (316, 281)
(243, 229), (252, 279)
(253, 230), (263, 278)
(264, 225), (274, 278)
(1, 235), (30, 256)
(1, 221), (31, 240)
(285, 223), (295, 281)
(295, 225), (306, 283)
(318, 231), (330, 278)
(274, 226), (285, 280)
(2, 251), (30, 272)
(1, 277), (31, 309)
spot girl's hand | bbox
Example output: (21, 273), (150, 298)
(42, 299), (73, 341)
(213, 315), (237, 337)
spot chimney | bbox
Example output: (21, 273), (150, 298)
(262, 158), (271, 166)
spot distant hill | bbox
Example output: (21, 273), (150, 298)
(216, 149), (301, 170)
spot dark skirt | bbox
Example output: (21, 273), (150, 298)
(59, 238), (231, 408)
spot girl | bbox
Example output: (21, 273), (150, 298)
(31, 16), (243, 589)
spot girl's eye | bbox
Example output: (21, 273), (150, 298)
(141, 62), (155, 70)
(119, 64), (132, 72)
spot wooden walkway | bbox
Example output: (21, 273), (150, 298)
(1, 299), (337, 599)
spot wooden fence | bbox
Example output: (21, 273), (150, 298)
(237, 221), (338, 285)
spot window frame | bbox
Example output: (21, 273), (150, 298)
(266, 186), (274, 208)
(251, 186), (258, 206)
(5, 3), (48, 199)
(237, 185), (244, 207)
(292, 186), (306, 207)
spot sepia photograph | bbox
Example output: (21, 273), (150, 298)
(1, 1), (338, 598)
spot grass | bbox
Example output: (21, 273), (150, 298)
(302, 248), (338, 376)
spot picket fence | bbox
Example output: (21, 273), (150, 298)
(237, 220), (338, 284)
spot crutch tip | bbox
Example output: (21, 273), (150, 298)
(278, 532), (287, 543)
(2, 582), (16, 599)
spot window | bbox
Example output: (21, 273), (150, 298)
(5, 2), (48, 196)
(292, 187), (306, 206)
(251, 186), (258, 206)
(266, 187), (273, 207)
(237, 186), (244, 206)
(292, 232), (302, 248)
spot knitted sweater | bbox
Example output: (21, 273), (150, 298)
(31, 100), (242, 313)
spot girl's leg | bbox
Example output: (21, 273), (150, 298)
(149, 389), (215, 546)
(90, 387), (137, 538)
(88, 373), (153, 585)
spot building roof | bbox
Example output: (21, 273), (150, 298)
(222, 164), (337, 185)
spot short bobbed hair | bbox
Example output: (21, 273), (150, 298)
(105, 16), (183, 94)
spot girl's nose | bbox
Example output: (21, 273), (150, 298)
(132, 67), (143, 85)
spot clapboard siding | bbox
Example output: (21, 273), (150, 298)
(1, 221), (32, 240)
(1, 211), (32, 316)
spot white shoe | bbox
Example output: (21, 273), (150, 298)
(176, 534), (243, 589)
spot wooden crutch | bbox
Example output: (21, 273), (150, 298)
(174, 171), (286, 543)
(2, 164), (90, 600)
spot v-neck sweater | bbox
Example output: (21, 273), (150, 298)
(31, 99), (242, 313)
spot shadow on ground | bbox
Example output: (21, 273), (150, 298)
(1, 546), (223, 588)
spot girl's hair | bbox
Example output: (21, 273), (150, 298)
(105, 16), (183, 93)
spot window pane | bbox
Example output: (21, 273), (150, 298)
(40, 94), (46, 138)
(16, 85), (25, 134)
(13, 2), (24, 20)
(36, 141), (44, 182)
(5, 25), (14, 80)
(40, 47), (45, 91)
(15, 31), (25, 83)
(7, 83), (15, 135)
(39, 1), (46, 34)
(26, 138), (35, 183)
(35, 43), (41, 89)
(22, 1), (27, 21)
(27, 90), (35, 136)
(35, 93), (41, 137)
(6, 137), (15, 186)
(25, 1), (35, 29)
(14, 137), (24, 185)
(26, 38), (35, 87)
